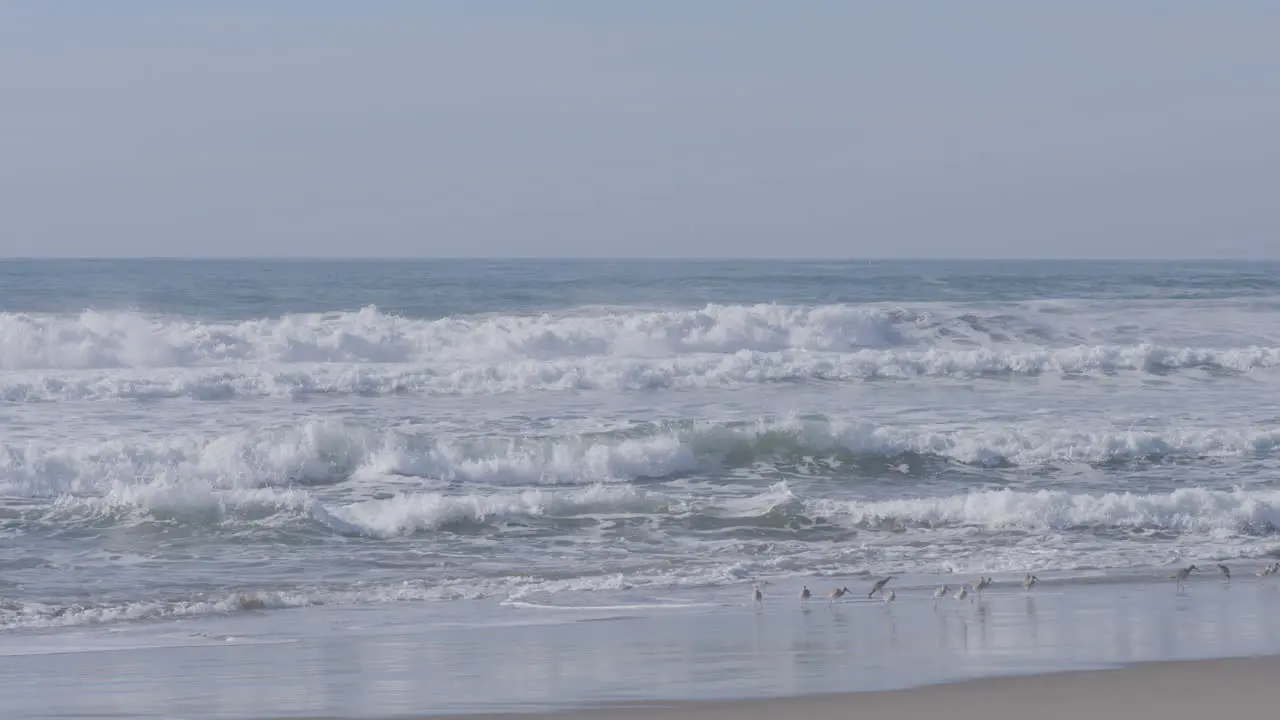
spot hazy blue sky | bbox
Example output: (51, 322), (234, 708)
(3, 2), (1278, 258)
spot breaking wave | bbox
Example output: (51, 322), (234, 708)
(1, 304), (1278, 403)
(5, 417), (1280, 502)
(311, 483), (1280, 539)
(316, 482), (1280, 538)
(0, 304), (920, 370)
(8, 481), (1280, 631)
(2, 342), (1278, 402)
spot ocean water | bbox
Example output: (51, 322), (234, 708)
(3, 259), (1280, 635)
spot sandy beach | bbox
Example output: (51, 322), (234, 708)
(444, 655), (1280, 720)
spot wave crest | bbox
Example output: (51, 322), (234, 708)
(5, 417), (1280, 502)
(3, 341), (1278, 402)
(0, 304), (913, 371)
(316, 483), (1280, 538)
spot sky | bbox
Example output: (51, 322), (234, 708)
(2, 1), (1278, 259)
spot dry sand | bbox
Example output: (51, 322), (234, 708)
(440, 654), (1280, 719)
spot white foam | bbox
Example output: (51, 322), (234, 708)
(0, 569), (744, 631)
(8, 296), (1280, 636)
(1, 302), (1277, 404)
(806, 484), (1280, 534)
(0, 304), (914, 371)
(316, 484), (668, 539)
(3, 341), (1278, 402)
(0, 302), (1276, 368)
(356, 431), (697, 487)
(6, 417), (1280, 506)
(8, 479), (1280, 631)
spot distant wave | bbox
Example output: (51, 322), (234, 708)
(0, 304), (918, 370)
(2, 305), (1277, 403)
(1, 342), (1277, 402)
(2, 302), (1273, 370)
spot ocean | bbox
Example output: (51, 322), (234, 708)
(3, 259), (1280, 716)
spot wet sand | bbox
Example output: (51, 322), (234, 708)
(440, 654), (1280, 720)
(4, 571), (1280, 718)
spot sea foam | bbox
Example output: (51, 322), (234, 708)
(2, 341), (1278, 402)
(2, 303), (1277, 403)
(5, 416), (1280, 502)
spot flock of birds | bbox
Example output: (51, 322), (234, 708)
(1168, 561), (1280, 591)
(750, 560), (1280, 608)
(756, 572), (1037, 609)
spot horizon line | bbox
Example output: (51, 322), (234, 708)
(0, 256), (1271, 263)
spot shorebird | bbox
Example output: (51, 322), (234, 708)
(801, 586), (811, 605)
(753, 583), (764, 605)
(954, 584), (969, 602)
(1217, 564), (1231, 583)
(933, 585), (949, 607)
(1022, 574), (1040, 592)
(881, 589), (896, 604)
(973, 576), (993, 595)
(868, 576), (893, 599)
(1169, 564), (1198, 591)
(828, 586), (852, 604)
(1256, 562), (1278, 578)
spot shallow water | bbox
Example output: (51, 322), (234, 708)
(2, 571), (1277, 718)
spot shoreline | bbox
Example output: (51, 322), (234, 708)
(6, 572), (1280, 719)
(429, 653), (1280, 720)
